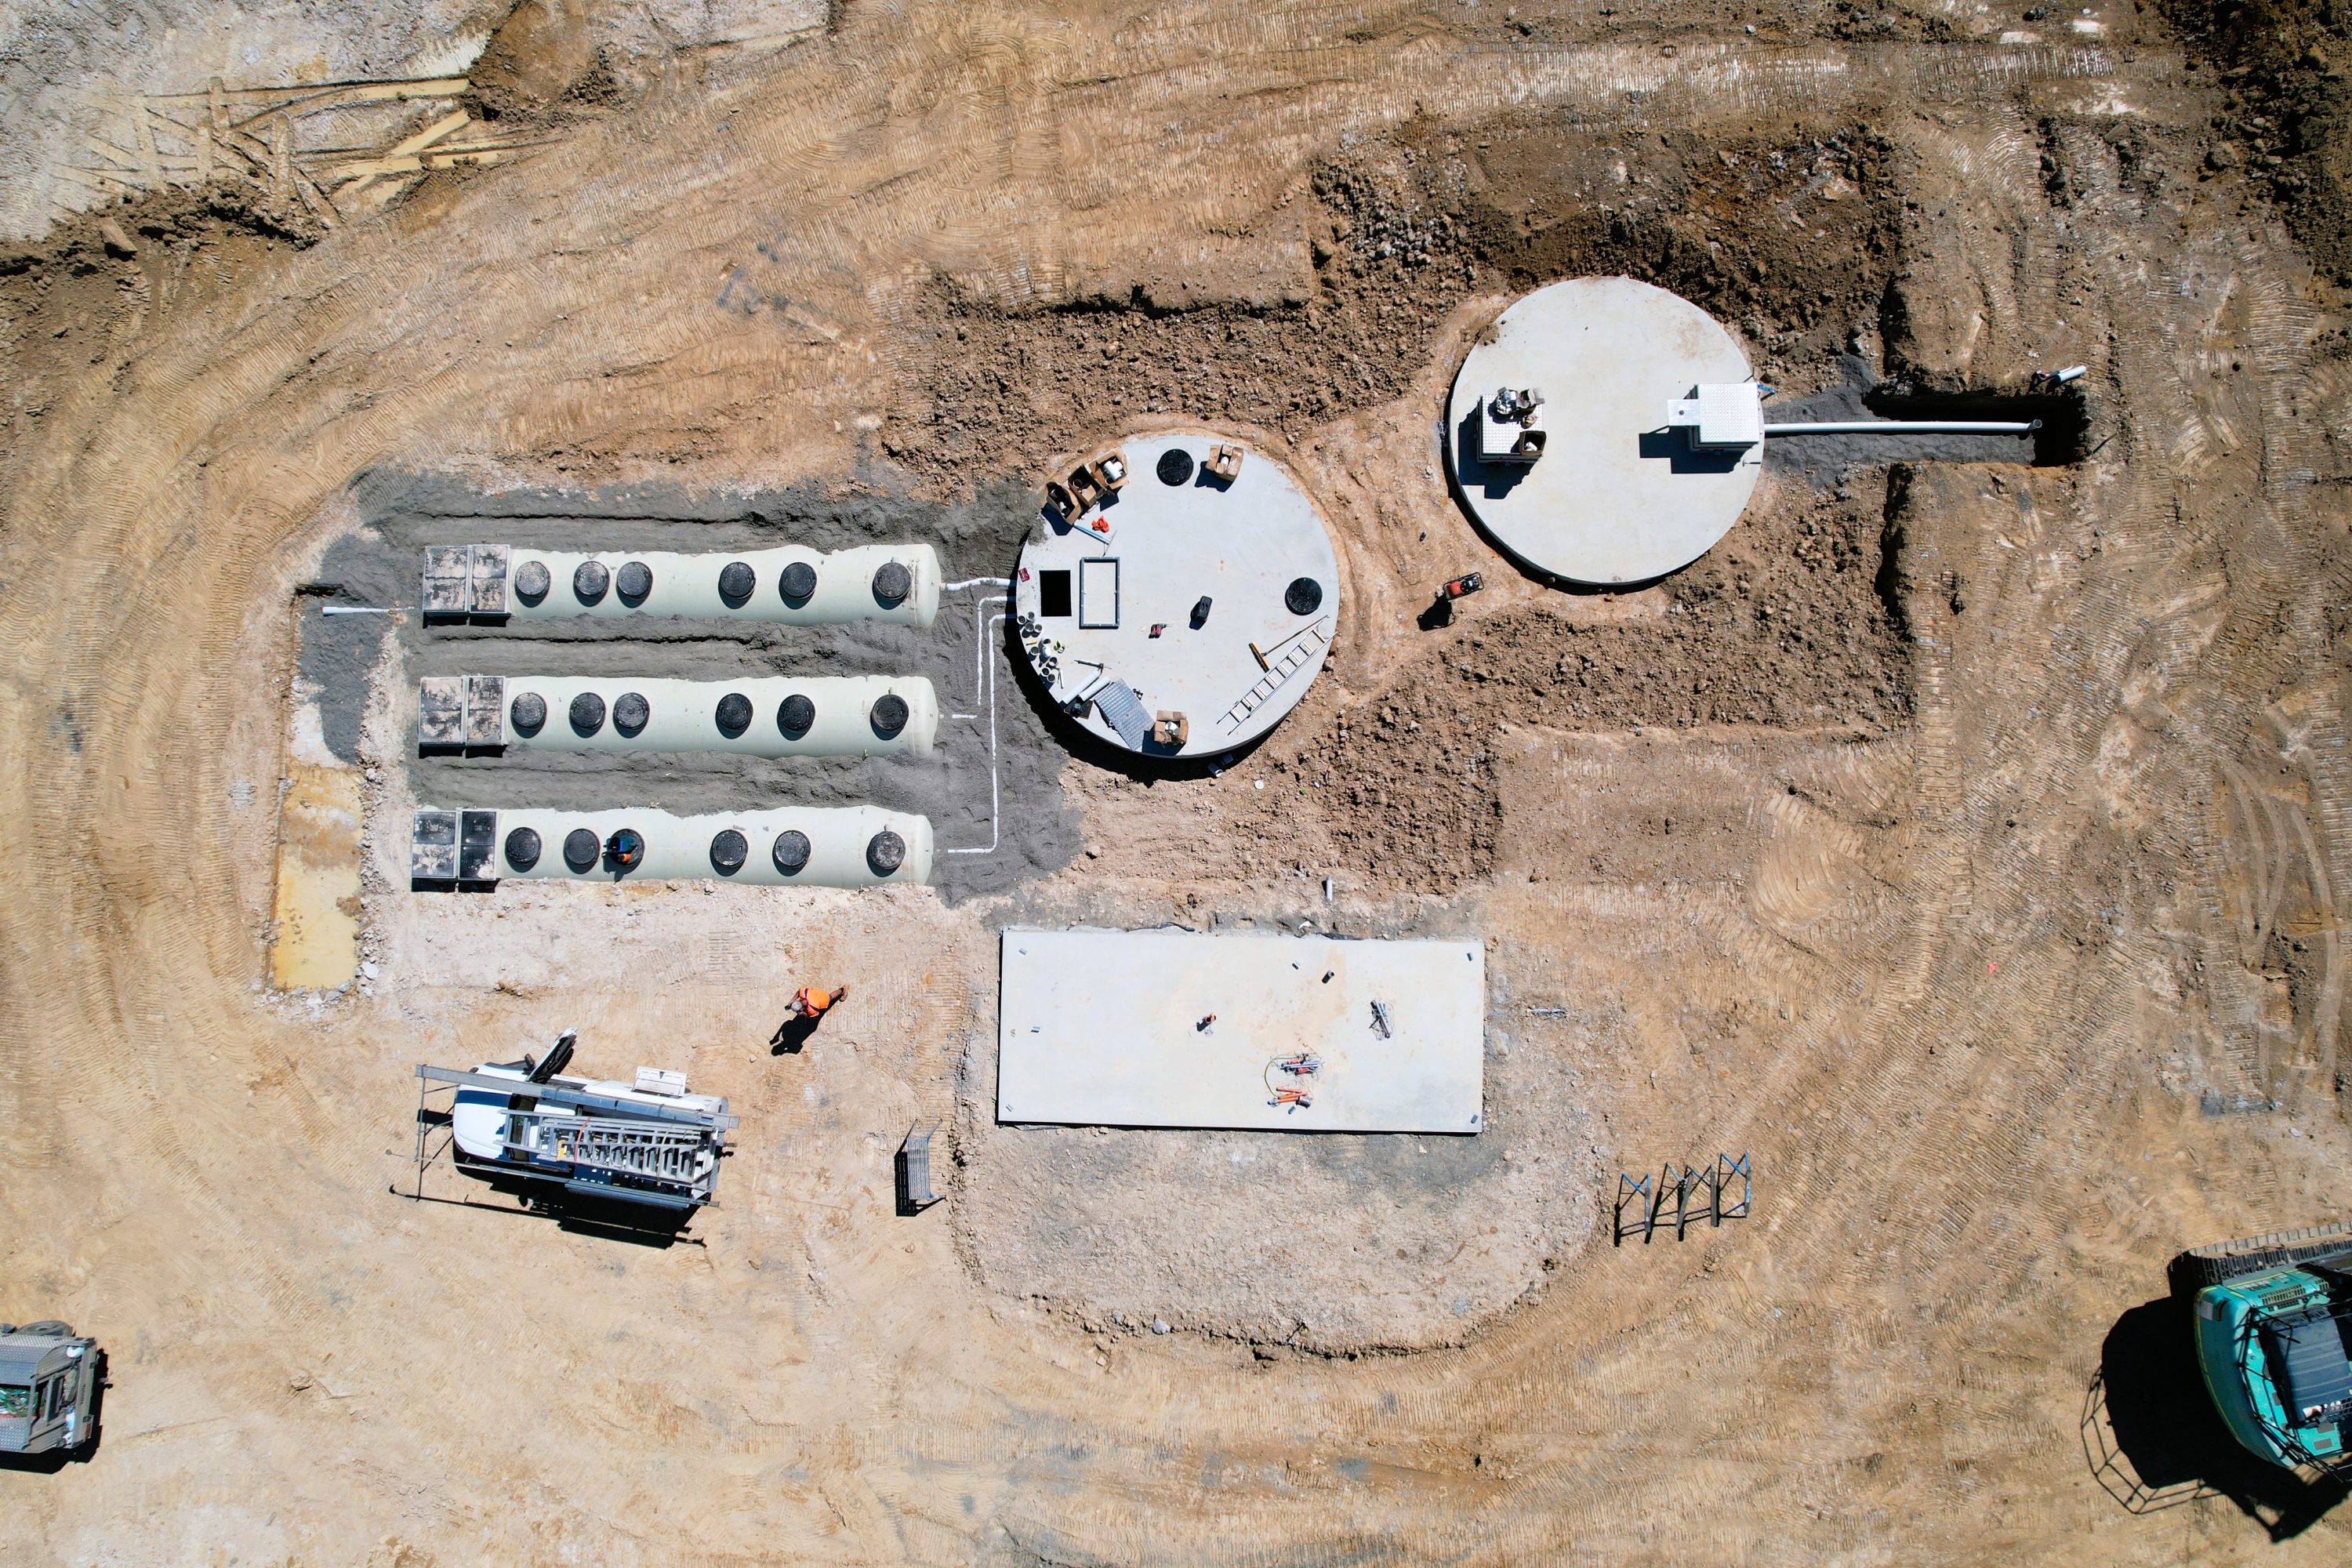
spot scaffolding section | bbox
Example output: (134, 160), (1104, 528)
(1613, 1152), (1752, 1245)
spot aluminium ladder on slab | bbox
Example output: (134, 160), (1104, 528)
(1221, 619), (1330, 731)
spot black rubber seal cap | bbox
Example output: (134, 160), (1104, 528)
(866, 829), (907, 876)
(872, 561), (912, 607)
(718, 561), (756, 604)
(613, 691), (651, 737)
(779, 560), (818, 604)
(869, 692), (910, 739)
(772, 829), (812, 874)
(1156, 448), (1195, 485)
(714, 691), (753, 737)
(778, 693), (815, 739)
(1285, 576), (1324, 616)
(504, 826), (542, 871)
(562, 827), (601, 872)
(510, 691), (547, 736)
(514, 560), (552, 604)
(710, 828), (749, 875)
(568, 691), (606, 735)
(572, 560), (610, 604)
(615, 561), (653, 604)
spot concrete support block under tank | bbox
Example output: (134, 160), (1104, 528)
(452, 805), (933, 887)
(474, 675), (937, 759)
(488, 544), (941, 626)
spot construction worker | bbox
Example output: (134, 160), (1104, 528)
(793, 985), (847, 1021)
(771, 985), (847, 1053)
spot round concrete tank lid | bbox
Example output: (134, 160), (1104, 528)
(778, 693), (815, 738)
(504, 826), (543, 870)
(572, 560), (610, 603)
(568, 691), (607, 735)
(1156, 448), (1196, 485)
(514, 560), (552, 602)
(772, 829), (812, 874)
(869, 692), (910, 738)
(615, 561), (654, 602)
(714, 691), (753, 736)
(613, 691), (651, 736)
(872, 561), (912, 607)
(1285, 576), (1324, 615)
(562, 827), (601, 871)
(779, 561), (818, 603)
(866, 829), (907, 875)
(718, 561), (756, 601)
(1447, 277), (1760, 585)
(709, 828), (749, 874)
(510, 691), (548, 735)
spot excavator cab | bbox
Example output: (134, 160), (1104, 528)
(0, 1322), (103, 1457)
(2177, 1224), (2352, 1475)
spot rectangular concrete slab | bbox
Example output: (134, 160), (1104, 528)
(997, 929), (1485, 1134)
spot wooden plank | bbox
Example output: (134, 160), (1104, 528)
(144, 75), (469, 106)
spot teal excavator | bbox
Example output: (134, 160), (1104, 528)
(2176, 1222), (2352, 1475)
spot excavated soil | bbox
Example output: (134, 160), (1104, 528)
(9, 2), (2352, 1564)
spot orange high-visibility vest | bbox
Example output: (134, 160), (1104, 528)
(797, 986), (832, 1014)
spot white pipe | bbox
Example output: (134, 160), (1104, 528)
(1763, 419), (2041, 437)
(321, 604), (392, 615)
(490, 805), (932, 887)
(504, 544), (942, 626)
(497, 675), (936, 758)
(945, 576), (1011, 591)
(943, 609), (1006, 855)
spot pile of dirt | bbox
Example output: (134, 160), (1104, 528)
(1232, 476), (1912, 895)
(2161, 0), (2352, 280)
(881, 119), (1903, 485)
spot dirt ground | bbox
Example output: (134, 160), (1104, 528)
(8, 0), (2352, 1562)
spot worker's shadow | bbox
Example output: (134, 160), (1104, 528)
(2085, 1294), (2347, 1539)
(770, 1016), (822, 1055)
(1451, 406), (1530, 499)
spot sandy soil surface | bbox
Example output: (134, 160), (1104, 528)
(7, 1), (2352, 1563)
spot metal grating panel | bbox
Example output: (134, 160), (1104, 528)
(1092, 681), (1152, 748)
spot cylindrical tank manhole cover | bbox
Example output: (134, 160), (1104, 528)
(605, 827), (644, 868)
(563, 827), (601, 871)
(772, 829), (812, 874)
(569, 691), (607, 735)
(872, 561), (912, 607)
(572, 560), (610, 604)
(504, 826), (542, 870)
(778, 693), (815, 738)
(613, 691), (651, 736)
(1156, 448), (1196, 485)
(510, 691), (547, 735)
(869, 693), (909, 739)
(514, 560), (552, 603)
(779, 561), (818, 604)
(714, 691), (753, 736)
(718, 561), (756, 601)
(709, 829), (749, 874)
(866, 829), (906, 876)
(615, 561), (653, 602)
(1285, 576), (1324, 616)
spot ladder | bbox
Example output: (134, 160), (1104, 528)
(1222, 619), (1329, 731)
(506, 1112), (711, 1186)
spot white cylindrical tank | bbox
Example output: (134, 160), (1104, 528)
(490, 806), (933, 887)
(499, 676), (937, 758)
(505, 544), (942, 627)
